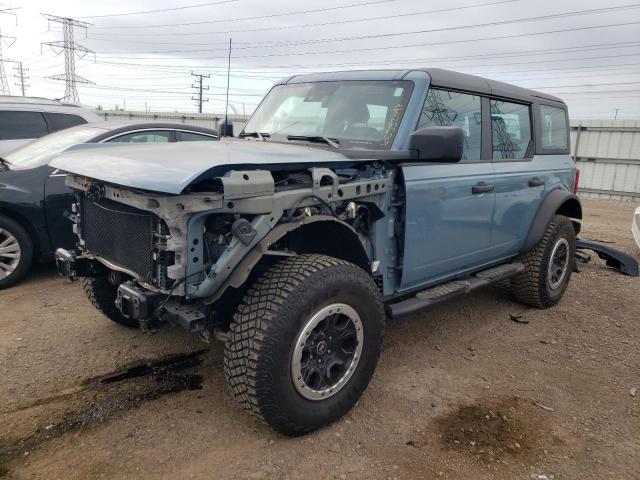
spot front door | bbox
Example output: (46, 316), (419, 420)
(399, 88), (495, 291)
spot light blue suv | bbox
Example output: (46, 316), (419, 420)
(53, 68), (581, 435)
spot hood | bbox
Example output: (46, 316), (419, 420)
(49, 138), (354, 194)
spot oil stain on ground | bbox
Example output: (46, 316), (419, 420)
(0, 349), (207, 476)
(433, 396), (559, 465)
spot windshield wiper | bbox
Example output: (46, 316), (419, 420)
(286, 135), (340, 149)
(239, 131), (270, 141)
(0, 157), (11, 171)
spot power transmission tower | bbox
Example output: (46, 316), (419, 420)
(13, 61), (28, 96)
(41, 14), (94, 104)
(0, 6), (17, 96)
(490, 102), (519, 159)
(191, 72), (210, 113)
(421, 89), (470, 157)
(0, 30), (12, 95)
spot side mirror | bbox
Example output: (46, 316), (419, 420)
(219, 122), (234, 137)
(408, 126), (464, 163)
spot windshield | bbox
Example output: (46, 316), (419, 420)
(243, 80), (414, 149)
(5, 124), (108, 169)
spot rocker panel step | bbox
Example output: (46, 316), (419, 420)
(387, 262), (524, 318)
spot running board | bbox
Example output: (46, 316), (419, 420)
(387, 263), (524, 318)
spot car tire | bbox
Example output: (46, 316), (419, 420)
(0, 215), (34, 290)
(82, 275), (139, 328)
(224, 254), (385, 436)
(512, 214), (576, 308)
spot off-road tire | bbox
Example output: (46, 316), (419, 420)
(224, 254), (385, 436)
(82, 276), (138, 328)
(512, 214), (576, 308)
(0, 215), (34, 290)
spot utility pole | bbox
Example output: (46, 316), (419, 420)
(614, 108), (621, 120)
(224, 38), (232, 136)
(13, 61), (28, 96)
(190, 72), (210, 113)
(41, 14), (94, 104)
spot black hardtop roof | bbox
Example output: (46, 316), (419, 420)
(283, 68), (565, 105)
(420, 68), (564, 105)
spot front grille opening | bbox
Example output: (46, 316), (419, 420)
(80, 196), (167, 283)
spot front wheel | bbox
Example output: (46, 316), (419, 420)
(512, 214), (576, 308)
(224, 254), (385, 436)
(82, 272), (138, 328)
(0, 215), (34, 290)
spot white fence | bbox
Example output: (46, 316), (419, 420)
(571, 120), (640, 202)
(96, 110), (251, 136)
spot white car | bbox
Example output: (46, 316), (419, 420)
(633, 206), (640, 250)
(0, 96), (99, 156)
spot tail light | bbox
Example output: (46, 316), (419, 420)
(573, 169), (580, 194)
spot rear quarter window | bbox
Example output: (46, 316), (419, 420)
(44, 113), (88, 133)
(540, 105), (568, 150)
(0, 111), (48, 140)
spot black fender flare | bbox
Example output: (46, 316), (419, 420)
(520, 189), (582, 253)
(205, 215), (370, 304)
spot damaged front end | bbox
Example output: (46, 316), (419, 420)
(56, 161), (395, 336)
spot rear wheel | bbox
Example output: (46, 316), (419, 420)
(512, 214), (576, 308)
(0, 215), (34, 290)
(224, 254), (385, 436)
(82, 272), (138, 328)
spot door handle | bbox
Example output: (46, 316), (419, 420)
(472, 184), (494, 194)
(528, 177), (545, 187)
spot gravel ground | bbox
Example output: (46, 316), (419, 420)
(0, 198), (638, 480)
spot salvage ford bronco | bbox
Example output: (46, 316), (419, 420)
(52, 68), (581, 436)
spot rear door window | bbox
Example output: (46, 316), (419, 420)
(176, 131), (217, 141)
(108, 130), (173, 143)
(418, 89), (482, 160)
(491, 100), (532, 160)
(540, 105), (568, 150)
(0, 111), (48, 140)
(44, 113), (88, 133)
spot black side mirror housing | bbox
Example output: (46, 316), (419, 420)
(408, 126), (464, 163)
(219, 122), (234, 137)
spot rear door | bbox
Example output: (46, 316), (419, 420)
(489, 100), (548, 260)
(0, 110), (49, 155)
(44, 112), (88, 133)
(400, 89), (496, 291)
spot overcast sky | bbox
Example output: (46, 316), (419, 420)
(1, 0), (639, 119)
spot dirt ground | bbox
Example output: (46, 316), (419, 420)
(1, 198), (638, 480)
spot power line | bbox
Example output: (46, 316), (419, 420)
(533, 81), (640, 89)
(41, 14), (94, 103)
(78, 0), (240, 18)
(90, 0), (398, 29)
(93, 21), (640, 61)
(87, 0), (520, 41)
(90, 3), (639, 37)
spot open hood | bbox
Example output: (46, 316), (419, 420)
(49, 138), (353, 194)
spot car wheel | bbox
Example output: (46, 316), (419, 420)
(224, 254), (385, 436)
(512, 214), (576, 308)
(0, 215), (34, 290)
(82, 273), (139, 328)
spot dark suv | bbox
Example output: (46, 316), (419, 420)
(53, 68), (581, 436)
